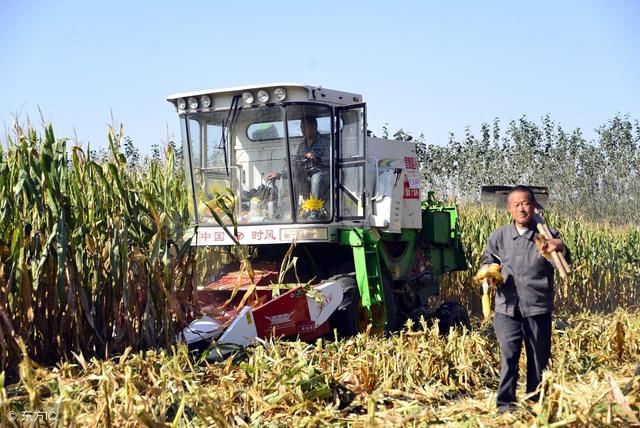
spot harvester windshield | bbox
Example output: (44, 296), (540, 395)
(184, 103), (333, 225)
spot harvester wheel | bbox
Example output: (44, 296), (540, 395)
(328, 272), (399, 337)
(381, 271), (399, 333)
(435, 302), (471, 336)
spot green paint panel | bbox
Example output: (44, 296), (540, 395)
(422, 210), (451, 244)
(340, 228), (384, 308)
(430, 241), (466, 277)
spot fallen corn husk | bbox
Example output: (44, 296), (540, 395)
(2, 310), (638, 426)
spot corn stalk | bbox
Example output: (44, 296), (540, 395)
(0, 124), (196, 379)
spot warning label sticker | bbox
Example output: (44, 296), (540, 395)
(404, 157), (417, 170)
(403, 180), (420, 199)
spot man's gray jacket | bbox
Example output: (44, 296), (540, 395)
(482, 222), (569, 317)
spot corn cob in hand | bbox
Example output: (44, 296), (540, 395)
(474, 263), (504, 320)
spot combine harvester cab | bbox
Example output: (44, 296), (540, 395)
(167, 84), (469, 350)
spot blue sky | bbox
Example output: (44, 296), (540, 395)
(1, 1), (638, 153)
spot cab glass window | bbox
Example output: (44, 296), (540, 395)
(248, 117), (332, 141)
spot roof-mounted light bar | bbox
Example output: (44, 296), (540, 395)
(241, 87), (287, 106)
(176, 87), (289, 112)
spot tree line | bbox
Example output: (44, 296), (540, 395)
(406, 114), (639, 224)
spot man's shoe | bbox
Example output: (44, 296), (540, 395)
(497, 404), (516, 414)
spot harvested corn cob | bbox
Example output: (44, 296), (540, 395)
(481, 280), (491, 319)
(474, 263), (504, 320)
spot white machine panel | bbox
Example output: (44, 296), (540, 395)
(190, 225), (339, 246)
(366, 138), (422, 231)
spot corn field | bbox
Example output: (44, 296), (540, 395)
(0, 124), (196, 382)
(1, 124), (639, 425)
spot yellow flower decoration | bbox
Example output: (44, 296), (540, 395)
(301, 197), (325, 212)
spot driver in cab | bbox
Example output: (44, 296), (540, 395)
(267, 116), (329, 218)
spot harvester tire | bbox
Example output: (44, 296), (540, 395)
(381, 271), (399, 334)
(435, 302), (471, 336)
(328, 274), (361, 338)
(328, 272), (399, 337)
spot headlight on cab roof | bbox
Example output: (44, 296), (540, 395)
(200, 95), (211, 108)
(188, 97), (198, 110)
(257, 89), (269, 103)
(177, 98), (187, 110)
(242, 92), (254, 104)
(273, 87), (286, 101)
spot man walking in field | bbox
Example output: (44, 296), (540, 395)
(481, 185), (569, 412)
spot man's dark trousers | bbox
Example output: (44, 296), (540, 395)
(494, 308), (552, 409)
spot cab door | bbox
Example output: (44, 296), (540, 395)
(335, 104), (367, 221)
